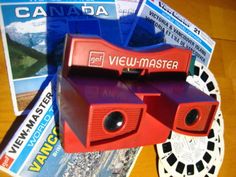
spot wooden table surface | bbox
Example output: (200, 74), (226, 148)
(0, 0), (235, 176)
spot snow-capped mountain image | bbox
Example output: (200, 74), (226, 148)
(5, 17), (67, 54)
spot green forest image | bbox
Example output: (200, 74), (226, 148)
(6, 34), (57, 79)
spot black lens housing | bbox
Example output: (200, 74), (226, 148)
(104, 111), (125, 132)
(185, 109), (199, 126)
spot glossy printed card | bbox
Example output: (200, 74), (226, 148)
(126, 0), (215, 67)
(0, 0), (140, 115)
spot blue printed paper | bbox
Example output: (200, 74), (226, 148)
(0, 0), (139, 115)
(126, 0), (215, 67)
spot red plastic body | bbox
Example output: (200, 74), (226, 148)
(59, 35), (218, 152)
(62, 35), (191, 77)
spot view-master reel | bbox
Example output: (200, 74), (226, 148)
(59, 35), (219, 152)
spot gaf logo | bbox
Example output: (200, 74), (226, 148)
(89, 51), (105, 67)
(0, 154), (14, 168)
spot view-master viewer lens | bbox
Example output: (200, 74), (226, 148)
(104, 111), (124, 132)
(185, 109), (199, 126)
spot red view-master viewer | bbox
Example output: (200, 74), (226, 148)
(59, 35), (219, 152)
